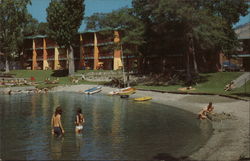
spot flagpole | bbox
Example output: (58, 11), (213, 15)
(121, 45), (126, 87)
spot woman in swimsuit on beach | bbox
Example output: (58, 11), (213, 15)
(51, 106), (65, 137)
(75, 108), (85, 133)
(198, 102), (215, 120)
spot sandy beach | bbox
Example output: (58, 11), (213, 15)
(1, 84), (249, 160)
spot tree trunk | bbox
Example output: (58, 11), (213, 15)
(126, 54), (130, 87)
(121, 45), (126, 87)
(186, 51), (191, 86)
(162, 57), (166, 73)
(5, 57), (10, 73)
(190, 36), (198, 74)
(68, 45), (75, 76)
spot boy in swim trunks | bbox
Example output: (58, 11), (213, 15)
(51, 106), (65, 137)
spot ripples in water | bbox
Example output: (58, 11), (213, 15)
(0, 92), (212, 160)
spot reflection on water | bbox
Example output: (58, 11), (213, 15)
(50, 137), (64, 160)
(0, 92), (212, 160)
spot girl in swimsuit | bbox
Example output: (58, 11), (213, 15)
(75, 108), (85, 133)
(51, 106), (65, 137)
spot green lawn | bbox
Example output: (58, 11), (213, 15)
(135, 72), (250, 99)
(4, 70), (250, 99)
(8, 70), (103, 89)
(194, 72), (243, 94)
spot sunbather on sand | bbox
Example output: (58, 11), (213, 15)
(198, 102), (215, 120)
(206, 102), (214, 113)
(198, 108), (208, 120)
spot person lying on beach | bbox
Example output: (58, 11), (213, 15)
(178, 86), (196, 91)
(224, 81), (234, 91)
(51, 106), (65, 137)
(198, 102), (215, 120)
(75, 108), (85, 133)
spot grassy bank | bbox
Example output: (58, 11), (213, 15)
(7, 70), (104, 89)
(4, 70), (250, 99)
(135, 72), (250, 99)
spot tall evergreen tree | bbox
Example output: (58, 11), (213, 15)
(46, 0), (85, 76)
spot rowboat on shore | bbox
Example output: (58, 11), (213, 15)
(108, 87), (135, 95)
(118, 88), (136, 95)
(84, 86), (102, 94)
(134, 96), (152, 101)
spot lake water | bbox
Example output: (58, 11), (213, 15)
(0, 92), (212, 160)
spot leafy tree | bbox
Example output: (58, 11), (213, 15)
(23, 20), (49, 36)
(46, 0), (85, 76)
(37, 22), (49, 35)
(201, 0), (249, 55)
(23, 15), (39, 36)
(132, 0), (248, 84)
(86, 8), (145, 72)
(0, 0), (31, 72)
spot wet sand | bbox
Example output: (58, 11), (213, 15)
(1, 84), (249, 160)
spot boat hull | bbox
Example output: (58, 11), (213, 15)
(134, 96), (152, 101)
(84, 86), (102, 94)
(109, 87), (136, 95)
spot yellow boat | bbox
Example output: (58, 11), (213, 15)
(118, 88), (136, 95)
(134, 96), (152, 101)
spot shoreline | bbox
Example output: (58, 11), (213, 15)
(1, 84), (249, 160)
(51, 84), (250, 161)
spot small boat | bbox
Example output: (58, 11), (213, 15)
(108, 87), (135, 95)
(118, 88), (136, 95)
(84, 86), (102, 94)
(134, 96), (152, 101)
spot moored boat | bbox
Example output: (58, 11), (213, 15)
(84, 86), (102, 94)
(108, 87), (135, 95)
(134, 96), (152, 101)
(118, 88), (136, 95)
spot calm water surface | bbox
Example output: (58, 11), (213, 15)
(0, 92), (212, 160)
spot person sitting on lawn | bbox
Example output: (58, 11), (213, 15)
(224, 81), (234, 91)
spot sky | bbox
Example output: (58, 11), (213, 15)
(27, 0), (132, 31)
(28, 0), (249, 31)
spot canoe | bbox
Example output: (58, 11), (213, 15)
(84, 86), (102, 94)
(134, 96), (152, 101)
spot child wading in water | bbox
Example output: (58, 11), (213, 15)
(51, 106), (65, 137)
(75, 108), (85, 133)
